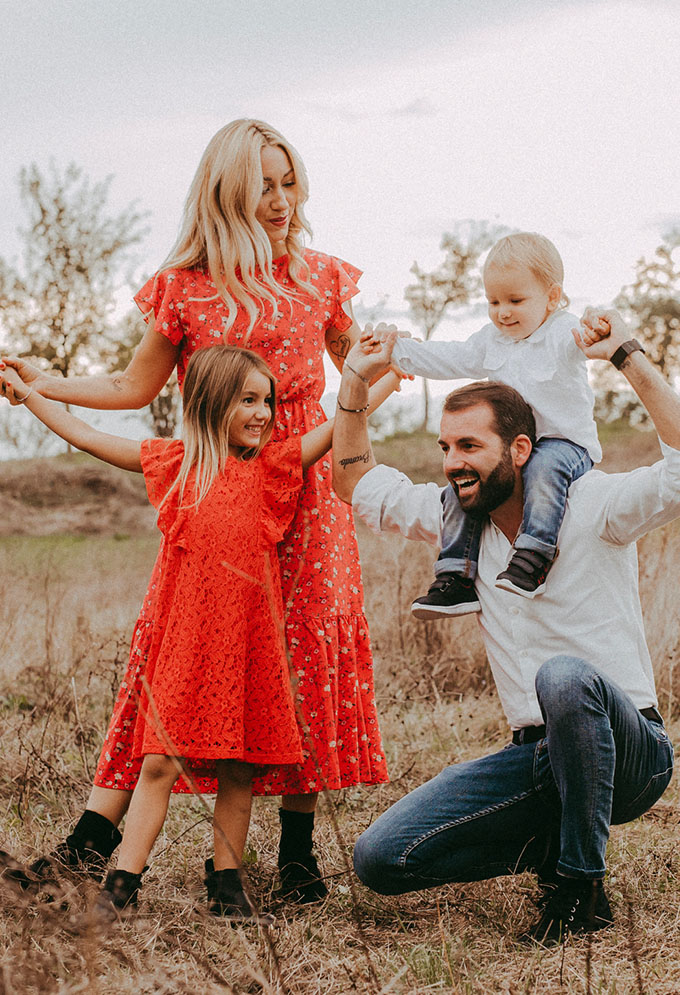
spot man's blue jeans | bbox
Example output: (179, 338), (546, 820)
(353, 657), (674, 892)
(436, 438), (593, 578)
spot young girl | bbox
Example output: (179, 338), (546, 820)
(1, 345), (396, 920)
(1, 119), (390, 902)
(390, 232), (602, 619)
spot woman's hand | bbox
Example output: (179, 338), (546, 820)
(0, 356), (46, 391)
(0, 365), (33, 405)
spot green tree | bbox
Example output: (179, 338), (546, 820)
(0, 162), (147, 379)
(404, 221), (505, 430)
(593, 231), (680, 424)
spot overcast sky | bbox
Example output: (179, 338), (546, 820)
(1, 0), (679, 433)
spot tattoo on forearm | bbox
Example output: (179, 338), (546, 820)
(339, 450), (371, 469)
(329, 335), (350, 360)
(111, 376), (124, 392)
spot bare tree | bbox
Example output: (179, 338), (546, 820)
(0, 162), (148, 379)
(114, 309), (180, 439)
(404, 221), (505, 430)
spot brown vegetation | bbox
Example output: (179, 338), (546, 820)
(0, 423), (678, 993)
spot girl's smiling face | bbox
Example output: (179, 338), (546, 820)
(485, 262), (561, 341)
(228, 369), (273, 454)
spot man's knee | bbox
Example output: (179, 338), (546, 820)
(353, 828), (405, 896)
(535, 655), (594, 711)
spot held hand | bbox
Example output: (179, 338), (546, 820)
(346, 326), (398, 381)
(572, 307), (631, 361)
(0, 356), (45, 389)
(0, 365), (33, 406)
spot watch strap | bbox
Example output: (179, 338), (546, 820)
(610, 338), (646, 370)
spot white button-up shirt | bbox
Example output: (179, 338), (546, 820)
(393, 311), (602, 462)
(353, 443), (680, 728)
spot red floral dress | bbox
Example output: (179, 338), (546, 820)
(135, 438), (303, 768)
(93, 249), (389, 795)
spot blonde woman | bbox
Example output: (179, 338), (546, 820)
(2, 120), (390, 903)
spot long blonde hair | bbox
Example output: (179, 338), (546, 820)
(484, 232), (570, 310)
(168, 345), (276, 509)
(163, 119), (321, 335)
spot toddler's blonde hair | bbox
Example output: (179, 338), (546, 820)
(169, 345), (276, 509)
(163, 119), (321, 336)
(484, 232), (570, 309)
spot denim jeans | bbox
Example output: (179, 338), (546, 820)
(353, 657), (674, 893)
(436, 438), (593, 578)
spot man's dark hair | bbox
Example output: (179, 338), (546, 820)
(443, 381), (537, 446)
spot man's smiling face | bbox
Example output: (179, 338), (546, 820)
(438, 402), (519, 518)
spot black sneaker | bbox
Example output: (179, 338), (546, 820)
(411, 574), (481, 620)
(496, 550), (553, 598)
(523, 878), (613, 946)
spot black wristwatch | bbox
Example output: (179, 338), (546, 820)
(610, 339), (646, 370)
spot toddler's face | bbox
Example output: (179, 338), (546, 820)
(484, 263), (560, 341)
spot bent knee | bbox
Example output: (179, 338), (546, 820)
(535, 655), (593, 701)
(353, 832), (404, 896)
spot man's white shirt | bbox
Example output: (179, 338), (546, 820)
(353, 442), (680, 729)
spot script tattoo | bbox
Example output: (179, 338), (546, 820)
(328, 334), (351, 360)
(339, 450), (371, 470)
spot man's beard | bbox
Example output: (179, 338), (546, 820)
(450, 447), (516, 519)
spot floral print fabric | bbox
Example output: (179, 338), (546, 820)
(94, 249), (389, 795)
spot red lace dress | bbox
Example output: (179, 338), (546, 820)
(135, 438), (304, 767)
(93, 249), (389, 795)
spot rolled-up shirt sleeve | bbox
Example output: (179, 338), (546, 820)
(597, 441), (680, 545)
(351, 464), (447, 546)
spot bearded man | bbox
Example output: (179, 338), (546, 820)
(331, 311), (677, 945)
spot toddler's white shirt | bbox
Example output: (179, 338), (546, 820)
(393, 311), (602, 462)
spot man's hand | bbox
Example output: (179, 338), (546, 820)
(344, 324), (399, 382)
(572, 308), (631, 361)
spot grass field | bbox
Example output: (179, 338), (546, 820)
(0, 424), (678, 993)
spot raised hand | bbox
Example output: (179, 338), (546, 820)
(572, 308), (631, 361)
(0, 364), (33, 405)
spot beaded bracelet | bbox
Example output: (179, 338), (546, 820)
(337, 397), (369, 413)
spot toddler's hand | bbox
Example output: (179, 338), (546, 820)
(572, 307), (632, 361)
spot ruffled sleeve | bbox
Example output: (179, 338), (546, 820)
(329, 256), (362, 332)
(257, 438), (304, 544)
(141, 438), (185, 510)
(134, 270), (186, 346)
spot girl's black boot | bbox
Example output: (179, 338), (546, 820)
(277, 808), (328, 904)
(92, 868), (143, 924)
(204, 860), (273, 925)
(31, 810), (122, 883)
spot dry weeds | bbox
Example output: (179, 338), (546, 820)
(1, 428), (679, 993)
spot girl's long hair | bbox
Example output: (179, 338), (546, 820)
(169, 345), (276, 509)
(162, 119), (321, 335)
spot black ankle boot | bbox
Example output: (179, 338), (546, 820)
(277, 809), (328, 904)
(93, 869), (143, 924)
(31, 810), (122, 884)
(523, 877), (614, 946)
(204, 859), (273, 924)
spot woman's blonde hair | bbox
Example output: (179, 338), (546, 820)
(163, 119), (321, 335)
(484, 232), (570, 309)
(169, 345), (276, 509)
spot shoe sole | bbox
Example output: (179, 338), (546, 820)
(411, 601), (481, 620)
(495, 578), (546, 599)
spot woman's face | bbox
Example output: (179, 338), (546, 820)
(255, 145), (297, 257)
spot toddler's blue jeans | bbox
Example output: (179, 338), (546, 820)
(353, 657), (673, 892)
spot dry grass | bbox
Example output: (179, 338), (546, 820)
(1, 424), (679, 993)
